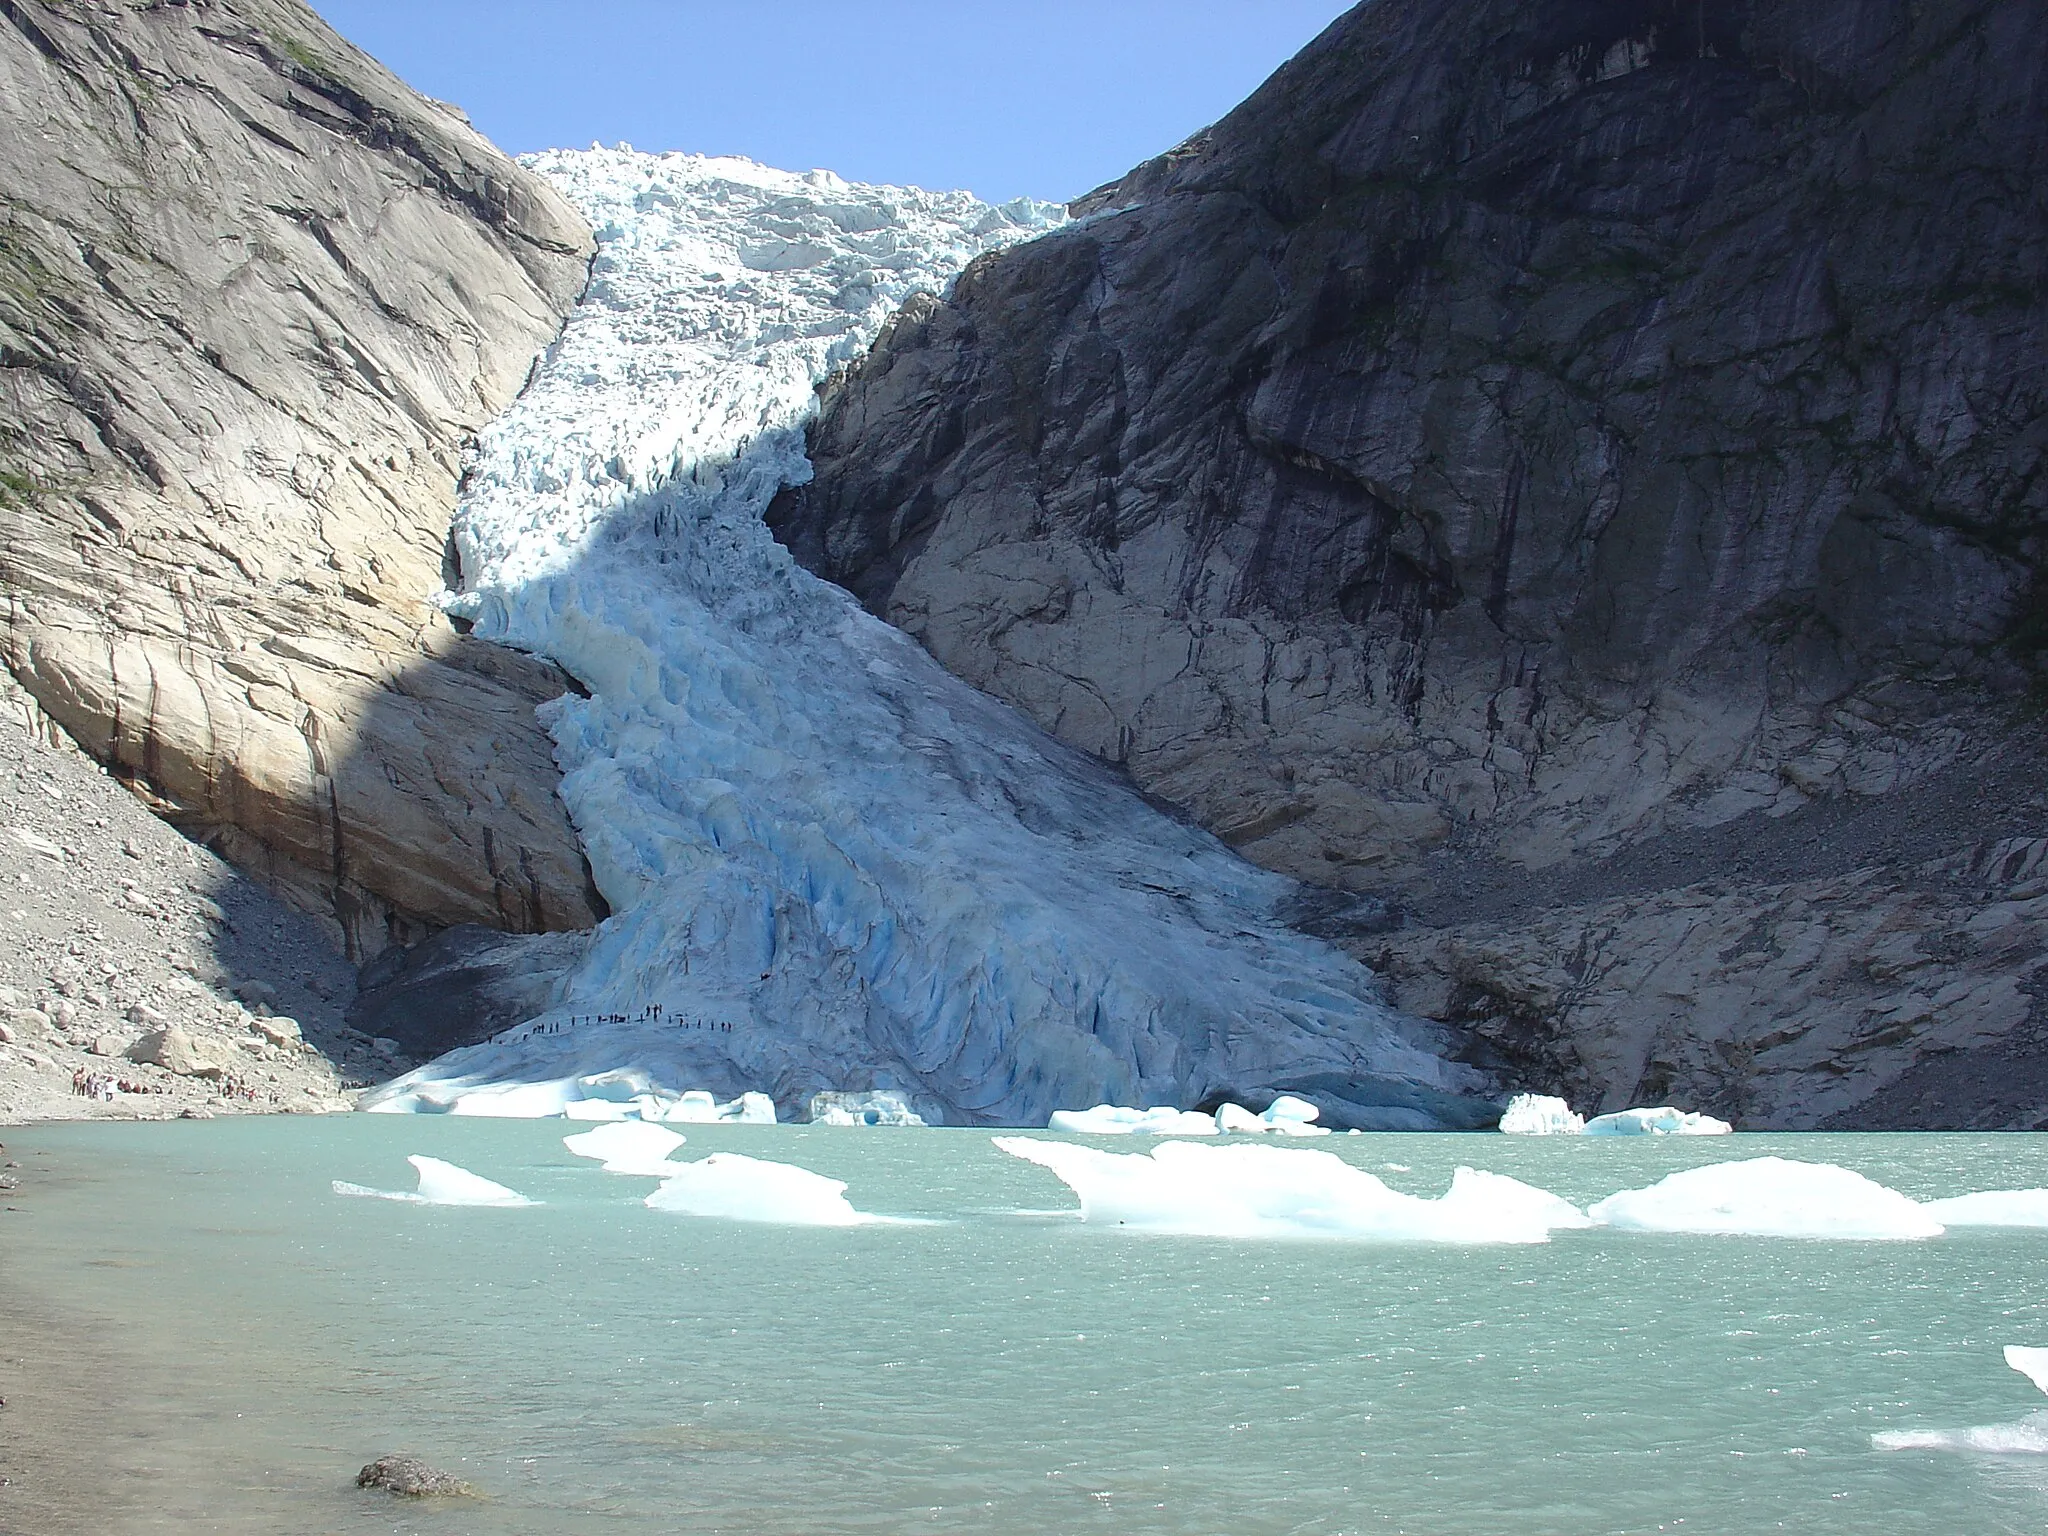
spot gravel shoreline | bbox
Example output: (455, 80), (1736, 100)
(0, 683), (401, 1124)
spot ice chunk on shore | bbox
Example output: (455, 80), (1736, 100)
(810, 1090), (926, 1126)
(1047, 1105), (1219, 1136)
(332, 1155), (535, 1207)
(1583, 1105), (1732, 1136)
(2008, 1347), (2048, 1396)
(564, 1121), (688, 1174)
(1499, 1093), (1586, 1135)
(1923, 1190), (2048, 1228)
(1588, 1157), (1943, 1239)
(994, 1137), (1586, 1243)
(643, 1153), (869, 1225)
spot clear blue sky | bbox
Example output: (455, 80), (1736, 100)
(310, 1), (1356, 205)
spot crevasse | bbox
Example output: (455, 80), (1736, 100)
(365, 147), (1487, 1128)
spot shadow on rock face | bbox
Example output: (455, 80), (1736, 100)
(347, 925), (592, 1060)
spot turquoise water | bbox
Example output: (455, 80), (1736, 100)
(4, 1120), (2048, 1534)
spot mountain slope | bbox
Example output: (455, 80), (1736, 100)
(769, 0), (2048, 1125)
(0, 0), (600, 957)
(365, 149), (1492, 1130)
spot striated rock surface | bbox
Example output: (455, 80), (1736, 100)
(0, 0), (601, 956)
(772, 0), (2048, 1124)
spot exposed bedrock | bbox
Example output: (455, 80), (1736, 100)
(771, 0), (2048, 1124)
(0, 0), (601, 957)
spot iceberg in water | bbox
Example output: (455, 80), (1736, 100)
(563, 1120), (688, 1174)
(1047, 1105), (1220, 1136)
(1498, 1093), (1586, 1135)
(1587, 1157), (1943, 1239)
(810, 1090), (926, 1127)
(643, 1152), (873, 1225)
(1208, 1097), (1331, 1135)
(358, 147), (1490, 1132)
(1256, 1095), (1331, 1136)
(1583, 1105), (1732, 1136)
(994, 1137), (1590, 1243)
(661, 1090), (778, 1125)
(2008, 1347), (2048, 1396)
(1921, 1190), (2048, 1228)
(332, 1155), (535, 1208)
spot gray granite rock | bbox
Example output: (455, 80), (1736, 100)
(772, 0), (2048, 1125)
(0, 0), (602, 959)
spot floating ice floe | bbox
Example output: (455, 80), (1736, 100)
(1048, 1105), (1219, 1136)
(2008, 1346), (2048, 1396)
(994, 1137), (1591, 1243)
(809, 1090), (926, 1127)
(1582, 1105), (1733, 1136)
(563, 1121), (689, 1174)
(1498, 1093), (1586, 1135)
(1587, 1157), (1944, 1239)
(642, 1153), (874, 1225)
(1252, 1095), (1331, 1136)
(333, 1155), (535, 1208)
(662, 1090), (778, 1125)
(1048, 1096), (1332, 1137)
(1921, 1189), (2048, 1228)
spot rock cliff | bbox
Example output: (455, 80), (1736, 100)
(0, 0), (600, 957)
(770, 0), (2048, 1125)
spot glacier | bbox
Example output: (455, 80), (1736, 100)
(361, 147), (1490, 1130)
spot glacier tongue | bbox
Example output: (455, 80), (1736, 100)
(363, 147), (1487, 1129)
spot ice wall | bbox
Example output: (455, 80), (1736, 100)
(364, 148), (1488, 1129)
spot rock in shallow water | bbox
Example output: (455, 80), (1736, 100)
(355, 1453), (475, 1498)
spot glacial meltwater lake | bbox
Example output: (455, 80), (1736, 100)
(4, 1120), (2048, 1535)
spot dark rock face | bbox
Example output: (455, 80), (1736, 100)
(348, 924), (589, 1060)
(772, 0), (2048, 1125)
(0, 0), (601, 958)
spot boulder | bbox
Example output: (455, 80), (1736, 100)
(251, 1016), (302, 1048)
(5, 1008), (49, 1040)
(126, 1027), (228, 1079)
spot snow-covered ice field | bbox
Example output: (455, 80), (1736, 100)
(366, 149), (1487, 1130)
